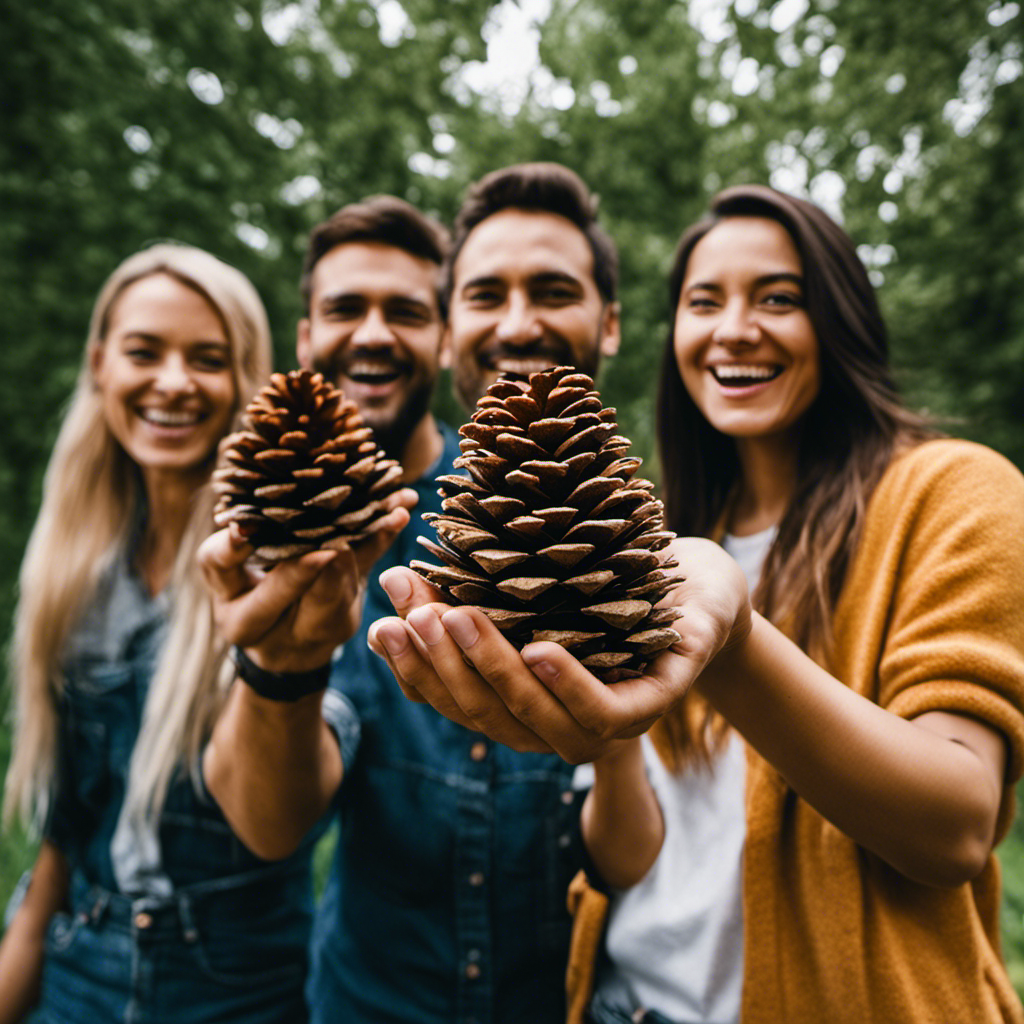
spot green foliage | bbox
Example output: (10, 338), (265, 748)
(2, 0), (1023, 994)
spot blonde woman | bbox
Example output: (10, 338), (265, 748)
(0, 243), (333, 1023)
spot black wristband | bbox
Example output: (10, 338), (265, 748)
(233, 646), (331, 701)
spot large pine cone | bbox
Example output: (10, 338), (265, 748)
(213, 369), (403, 565)
(411, 366), (681, 682)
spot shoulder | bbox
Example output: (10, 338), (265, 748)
(882, 438), (1023, 492)
(872, 439), (1024, 525)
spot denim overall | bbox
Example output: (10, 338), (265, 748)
(37, 554), (320, 1024)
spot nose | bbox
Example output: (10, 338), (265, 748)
(154, 354), (197, 395)
(494, 293), (542, 346)
(351, 307), (396, 346)
(712, 300), (760, 347)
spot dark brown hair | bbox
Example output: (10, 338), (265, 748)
(653, 185), (934, 763)
(444, 162), (618, 305)
(300, 195), (450, 316)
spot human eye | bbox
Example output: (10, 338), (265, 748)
(389, 303), (432, 326)
(761, 291), (803, 310)
(535, 285), (578, 305)
(324, 299), (362, 321)
(464, 286), (502, 307)
(685, 292), (718, 312)
(191, 346), (231, 372)
(122, 339), (158, 362)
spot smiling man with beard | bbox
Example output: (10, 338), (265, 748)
(444, 162), (620, 410)
(296, 195), (449, 482)
(200, 171), (623, 1024)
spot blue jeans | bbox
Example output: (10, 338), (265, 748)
(587, 990), (677, 1024)
(37, 870), (309, 1024)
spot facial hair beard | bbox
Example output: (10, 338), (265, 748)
(362, 379), (434, 464)
(312, 350), (436, 465)
(452, 336), (603, 411)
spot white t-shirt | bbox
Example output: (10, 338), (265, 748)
(582, 526), (775, 1024)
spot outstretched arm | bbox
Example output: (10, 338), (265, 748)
(581, 740), (664, 890)
(202, 495), (413, 860)
(0, 841), (68, 1024)
(370, 537), (1007, 887)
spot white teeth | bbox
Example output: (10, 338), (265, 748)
(493, 358), (555, 375)
(142, 409), (201, 426)
(347, 360), (398, 379)
(712, 364), (780, 382)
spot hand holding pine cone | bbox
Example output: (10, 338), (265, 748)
(411, 366), (681, 682)
(213, 369), (403, 565)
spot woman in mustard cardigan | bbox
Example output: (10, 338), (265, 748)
(366, 185), (1024, 1024)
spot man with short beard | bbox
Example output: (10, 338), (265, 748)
(296, 194), (450, 483)
(444, 162), (620, 410)
(201, 169), (621, 1024)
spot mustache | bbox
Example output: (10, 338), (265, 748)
(315, 348), (413, 377)
(476, 339), (573, 367)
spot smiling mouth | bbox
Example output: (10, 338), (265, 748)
(480, 344), (569, 379)
(710, 364), (783, 387)
(342, 359), (406, 386)
(140, 408), (204, 427)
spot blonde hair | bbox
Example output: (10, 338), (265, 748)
(4, 243), (272, 829)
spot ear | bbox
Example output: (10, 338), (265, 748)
(89, 342), (106, 387)
(296, 318), (313, 369)
(438, 324), (452, 369)
(599, 302), (621, 358)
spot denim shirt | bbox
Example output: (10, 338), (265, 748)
(309, 422), (584, 1024)
(41, 543), (326, 1023)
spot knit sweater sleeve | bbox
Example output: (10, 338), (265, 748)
(856, 440), (1024, 837)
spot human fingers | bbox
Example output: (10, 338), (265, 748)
(286, 544), (366, 648)
(218, 549), (338, 649)
(197, 524), (256, 602)
(378, 565), (447, 620)
(410, 605), (569, 753)
(522, 641), (684, 745)
(351, 503), (413, 577)
(381, 608), (554, 753)
(367, 617), (497, 733)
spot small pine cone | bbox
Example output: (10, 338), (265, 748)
(411, 366), (681, 683)
(213, 369), (403, 565)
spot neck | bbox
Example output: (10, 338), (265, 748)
(138, 467), (204, 596)
(395, 412), (444, 485)
(730, 434), (800, 536)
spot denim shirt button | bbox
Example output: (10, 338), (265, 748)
(557, 833), (571, 849)
(465, 963), (482, 980)
(560, 789), (574, 805)
(134, 911), (153, 930)
(469, 741), (488, 762)
(468, 871), (485, 887)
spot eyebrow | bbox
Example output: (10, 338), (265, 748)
(687, 272), (804, 292)
(320, 292), (432, 310)
(460, 270), (585, 293)
(119, 332), (229, 348)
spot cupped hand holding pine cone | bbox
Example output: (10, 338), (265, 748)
(199, 370), (418, 675)
(369, 367), (754, 762)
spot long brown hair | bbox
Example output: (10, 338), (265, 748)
(653, 185), (933, 764)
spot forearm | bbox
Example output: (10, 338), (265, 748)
(0, 842), (68, 1024)
(204, 678), (343, 860)
(581, 739), (664, 890)
(700, 612), (1003, 886)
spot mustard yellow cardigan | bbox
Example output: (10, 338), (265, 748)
(567, 440), (1024, 1024)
